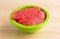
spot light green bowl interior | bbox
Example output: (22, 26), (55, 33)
(10, 5), (50, 33)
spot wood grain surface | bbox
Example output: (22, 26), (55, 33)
(0, 0), (60, 39)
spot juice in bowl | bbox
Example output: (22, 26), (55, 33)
(10, 5), (50, 34)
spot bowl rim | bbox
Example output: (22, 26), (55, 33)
(10, 5), (50, 28)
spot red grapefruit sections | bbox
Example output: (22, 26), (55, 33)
(12, 7), (46, 26)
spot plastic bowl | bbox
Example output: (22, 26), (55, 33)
(10, 5), (50, 33)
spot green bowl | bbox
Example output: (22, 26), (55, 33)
(10, 5), (50, 33)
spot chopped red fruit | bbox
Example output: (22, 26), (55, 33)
(12, 7), (46, 26)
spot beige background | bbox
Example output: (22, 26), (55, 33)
(0, 0), (60, 39)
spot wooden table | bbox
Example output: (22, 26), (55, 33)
(0, 0), (60, 39)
